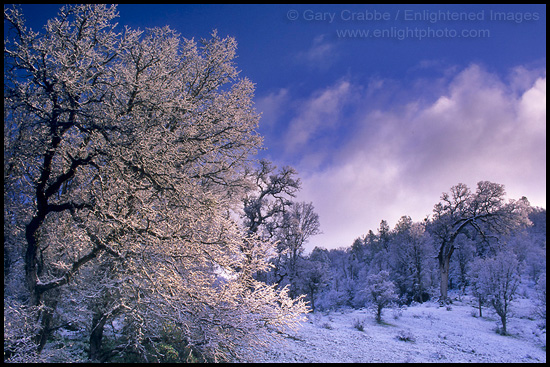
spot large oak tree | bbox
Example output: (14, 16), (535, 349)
(4, 4), (306, 362)
(427, 181), (530, 302)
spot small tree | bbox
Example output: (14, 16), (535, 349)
(468, 257), (490, 317)
(276, 201), (321, 298)
(470, 251), (520, 334)
(365, 270), (398, 323)
(297, 247), (330, 311)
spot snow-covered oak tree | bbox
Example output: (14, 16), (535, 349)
(241, 161), (320, 302)
(427, 181), (531, 303)
(4, 4), (307, 362)
(242, 159), (301, 240)
(365, 270), (398, 323)
(468, 251), (521, 334)
(241, 159), (300, 283)
(468, 257), (491, 317)
(274, 201), (321, 298)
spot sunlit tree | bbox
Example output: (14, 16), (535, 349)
(4, 4), (307, 362)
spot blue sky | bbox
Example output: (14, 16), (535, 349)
(15, 4), (546, 251)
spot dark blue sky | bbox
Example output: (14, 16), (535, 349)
(12, 4), (547, 251)
(16, 5), (546, 91)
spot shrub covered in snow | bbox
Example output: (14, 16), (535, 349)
(352, 317), (366, 331)
(396, 328), (416, 342)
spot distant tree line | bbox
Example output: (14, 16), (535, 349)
(255, 179), (545, 334)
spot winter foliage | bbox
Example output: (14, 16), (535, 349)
(4, 4), (307, 362)
(3, 4), (545, 363)
(364, 270), (398, 323)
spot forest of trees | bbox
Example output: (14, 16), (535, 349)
(4, 4), (546, 363)
(282, 200), (545, 321)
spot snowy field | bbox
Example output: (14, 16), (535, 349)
(255, 295), (546, 363)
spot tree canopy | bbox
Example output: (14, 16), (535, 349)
(4, 4), (307, 362)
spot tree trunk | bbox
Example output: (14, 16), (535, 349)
(439, 257), (450, 303)
(36, 307), (54, 353)
(376, 304), (383, 323)
(25, 221), (43, 307)
(501, 315), (507, 335)
(478, 297), (483, 317)
(309, 295), (315, 312)
(35, 290), (60, 353)
(499, 300), (508, 335)
(438, 241), (454, 303)
(89, 312), (108, 361)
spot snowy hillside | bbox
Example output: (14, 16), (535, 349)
(255, 294), (546, 363)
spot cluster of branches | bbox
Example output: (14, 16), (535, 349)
(4, 5), (307, 363)
(242, 159), (322, 299)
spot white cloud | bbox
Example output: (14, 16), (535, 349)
(295, 34), (338, 71)
(518, 76), (546, 133)
(290, 64), (546, 252)
(284, 80), (352, 155)
(255, 88), (289, 130)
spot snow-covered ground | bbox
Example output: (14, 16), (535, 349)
(255, 295), (546, 363)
